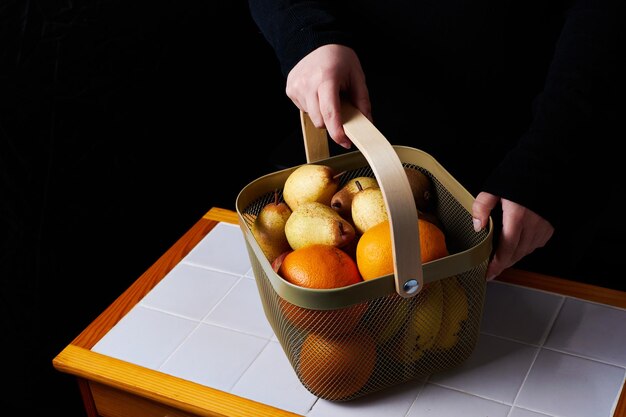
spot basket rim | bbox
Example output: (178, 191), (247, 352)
(235, 145), (493, 310)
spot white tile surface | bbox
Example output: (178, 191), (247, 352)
(481, 281), (563, 344)
(308, 379), (424, 417)
(140, 263), (240, 320)
(203, 277), (274, 339)
(231, 341), (317, 416)
(406, 383), (511, 417)
(515, 348), (625, 417)
(91, 305), (198, 369)
(183, 222), (251, 275)
(509, 408), (552, 417)
(429, 333), (538, 404)
(545, 297), (626, 366)
(159, 323), (269, 392)
(91, 219), (626, 417)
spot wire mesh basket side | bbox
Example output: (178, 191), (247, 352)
(245, 237), (487, 401)
(239, 155), (490, 401)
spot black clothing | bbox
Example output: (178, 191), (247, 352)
(247, 0), (626, 286)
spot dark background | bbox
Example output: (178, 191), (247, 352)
(1, 1), (300, 415)
(1, 1), (624, 416)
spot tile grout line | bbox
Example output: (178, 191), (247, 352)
(402, 379), (428, 417)
(181, 259), (251, 278)
(227, 338), (274, 393)
(154, 274), (246, 372)
(505, 295), (566, 416)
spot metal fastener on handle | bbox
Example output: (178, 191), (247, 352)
(403, 279), (419, 295)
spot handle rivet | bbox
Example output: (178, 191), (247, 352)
(403, 279), (419, 294)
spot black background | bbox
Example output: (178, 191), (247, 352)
(1, 1), (624, 416)
(1, 1), (300, 415)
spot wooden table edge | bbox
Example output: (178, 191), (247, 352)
(52, 207), (626, 417)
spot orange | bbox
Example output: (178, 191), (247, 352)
(279, 244), (362, 289)
(277, 244), (367, 333)
(356, 219), (448, 281)
(299, 330), (376, 400)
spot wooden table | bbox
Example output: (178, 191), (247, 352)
(53, 207), (626, 417)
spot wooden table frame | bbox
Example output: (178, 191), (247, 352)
(53, 207), (626, 417)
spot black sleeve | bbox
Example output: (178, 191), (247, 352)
(247, 0), (355, 77)
(481, 0), (626, 228)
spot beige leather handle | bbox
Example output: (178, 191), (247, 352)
(300, 102), (423, 298)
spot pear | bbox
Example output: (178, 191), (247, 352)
(284, 201), (356, 250)
(250, 190), (293, 263)
(405, 167), (434, 212)
(271, 250), (292, 273)
(351, 182), (388, 234)
(282, 164), (344, 211)
(330, 176), (379, 221)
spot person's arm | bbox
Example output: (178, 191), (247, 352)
(248, 0), (370, 147)
(248, 0), (353, 77)
(473, 0), (625, 278)
(481, 0), (624, 227)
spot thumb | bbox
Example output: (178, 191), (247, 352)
(472, 192), (499, 232)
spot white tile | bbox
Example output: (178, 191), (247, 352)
(406, 383), (511, 417)
(545, 297), (626, 366)
(92, 305), (198, 369)
(481, 281), (562, 344)
(158, 323), (268, 392)
(245, 267), (255, 279)
(140, 263), (240, 320)
(516, 348), (625, 417)
(231, 341), (317, 415)
(90, 217), (626, 417)
(183, 222), (251, 275)
(204, 277), (275, 339)
(308, 379), (424, 417)
(429, 333), (537, 404)
(508, 408), (551, 417)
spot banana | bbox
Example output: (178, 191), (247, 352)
(393, 280), (444, 363)
(375, 295), (409, 344)
(434, 275), (469, 350)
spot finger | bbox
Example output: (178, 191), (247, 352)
(486, 204), (523, 280)
(303, 94), (324, 130)
(348, 74), (372, 123)
(285, 76), (305, 113)
(509, 218), (553, 262)
(287, 90), (304, 113)
(472, 192), (499, 232)
(486, 232), (521, 280)
(318, 80), (350, 148)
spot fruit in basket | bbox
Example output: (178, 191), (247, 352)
(277, 244), (366, 333)
(250, 190), (292, 263)
(404, 167), (435, 212)
(351, 184), (388, 234)
(285, 201), (356, 250)
(278, 244), (362, 288)
(330, 176), (379, 221)
(434, 275), (469, 350)
(392, 280), (444, 363)
(270, 249), (292, 273)
(299, 330), (376, 400)
(418, 209), (443, 230)
(356, 219), (448, 281)
(372, 294), (408, 344)
(282, 164), (344, 211)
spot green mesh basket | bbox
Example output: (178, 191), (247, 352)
(236, 103), (492, 401)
